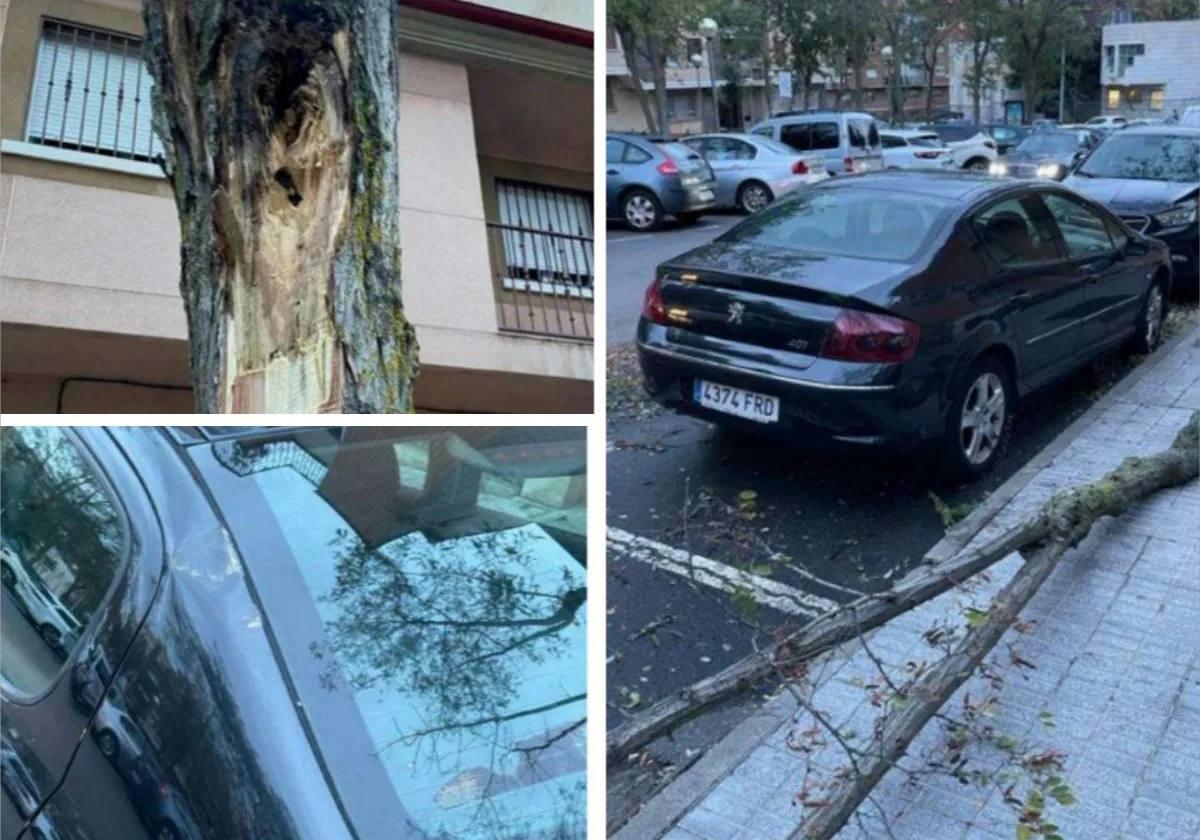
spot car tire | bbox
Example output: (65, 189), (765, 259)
(940, 356), (1015, 482)
(622, 188), (664, 232)
(1130, 281), (1166, 355)
(737, 181), (773, 214)
(964, 157), (990, 171)
(96, 729), (119, 758)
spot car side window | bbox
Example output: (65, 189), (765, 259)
(972, 196), (1061, 269)
(751, 125), (773, 139)
(606, 138), (625, 164)
(1103, 213), (1129, 251)
(848, 122), (867, 148)
(1, 428), (126, 696)
(1042, 193), (1115, 258)
(881, 134), (905, 149)
(623, 143), (652, 164)
(780, 123), (811, 151)
(730, 139), (756, 160)
(811, 122), (840, 150)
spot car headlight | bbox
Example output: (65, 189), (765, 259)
(988, 162), (1007, 176)
(1153, 199), (1198, 228)
(1036, 163), (1064, 179)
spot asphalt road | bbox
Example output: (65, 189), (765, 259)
(606, 213), (743, 345)
(603, 215), (1161, 829)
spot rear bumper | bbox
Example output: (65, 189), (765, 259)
(636, 326), (947, 449)
(662, 182), (717, 215)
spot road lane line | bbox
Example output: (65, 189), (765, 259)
(607, 527), (839, 617)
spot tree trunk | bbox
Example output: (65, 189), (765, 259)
(143, 0), (418, 413)
(617, 26), (658, 133)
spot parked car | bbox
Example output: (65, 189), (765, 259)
(1031, 119), (1060, 131)
(918, 124), (998, 170)
(983, 123), (1030, 156)
(1064, 125), (1199, 293)
(607, 133), (717, 231)
(681, 133), (828, 213)
(636, 172), (1171, 479)
(989, 129), (1099, 180)
(749, 110), (884, 176)
(1178, 105), (1200, 128)
(879, 130), (956, 170)
(1085, 115), (1129, 132)
(1, 426), (587, 840)
(0, 539), (83, 658)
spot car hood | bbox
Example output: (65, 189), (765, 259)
(1008, 151), (1073, 166)
(1062, 175), (1198, 214)
(661, 240), (911, 305)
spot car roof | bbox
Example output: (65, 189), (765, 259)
(1116, 125), (1200, 137)
(686, 132), (768, 142)
(761, 111), (874, 123)
(814, 170), (1028, 201)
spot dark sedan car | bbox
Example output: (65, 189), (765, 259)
(983, 123), (1030, 156)
(991, 129), (1099, 181)
(1063, 126), (1199, 294)
(606, 133), (717, 231)
(1, 427), (586, 840)
(636, 172), (1171, 479)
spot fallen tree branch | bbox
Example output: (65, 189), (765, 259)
(794, 411), (1199, 839)
(608, 412), (1199, 766)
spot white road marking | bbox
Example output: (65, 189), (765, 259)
(607, 527), (839, 617)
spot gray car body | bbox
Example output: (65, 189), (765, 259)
(606, 133), (717, 222)
(681, 133), (828, 210)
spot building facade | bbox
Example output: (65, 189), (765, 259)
(1100, 18), (1200, 118)
(0, 0), (594, 414)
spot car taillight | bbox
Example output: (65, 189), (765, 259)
(914, 151), (940, 159)
(792, 159), (809, 175)
(657, 159), (679, 176)
(821, 309), (920, 363)
(643, 277), (668, 325)
(843, 156), (855, 173)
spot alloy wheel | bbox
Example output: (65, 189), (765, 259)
(97, 731), (118, 757)
(959, 372), (1006, 466)
(624, 194), (657, 230)
(741, 184), (770, 213)
(1145, 285), (1164, 348)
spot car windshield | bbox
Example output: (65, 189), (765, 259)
(1014, 132), (1079, 155)
(1077, 134), (1200, 181)
(203, 429), (587, 840)
(720, 186), (953, 262)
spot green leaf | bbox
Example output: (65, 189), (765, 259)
(750, 564), (773, 576)
(963, 607), (989, 627)
(738, 489), (758, 502)
(1016, 825), (1033, 840)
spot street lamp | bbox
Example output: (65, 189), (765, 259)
(690, 53), (705, 130)
(698, 17), (720, 131)
(881, 45), (897, 126)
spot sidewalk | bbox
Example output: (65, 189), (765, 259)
(615, 327), (1200, 840)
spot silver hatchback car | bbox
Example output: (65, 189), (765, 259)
(748, 110), (884, 176)
(681, 133), (829, 213)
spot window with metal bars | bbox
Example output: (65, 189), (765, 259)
(494, 180), (594, 299)
(24, 19), (164, 164)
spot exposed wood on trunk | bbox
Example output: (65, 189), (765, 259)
(143, 0), (418, 413)
(795, 412), (1199, 838)
(608, 412), (1200, 766)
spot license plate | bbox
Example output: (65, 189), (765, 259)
(693, 379), (779, 423)
(696, 189), (714, 201)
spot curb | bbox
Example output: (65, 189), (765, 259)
(611, 322), (1200, 840)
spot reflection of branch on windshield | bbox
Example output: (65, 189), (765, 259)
(381, 694), (586, 749)
(512, 718), (586, 757)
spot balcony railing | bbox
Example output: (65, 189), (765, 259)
(25, 19), (164, 163)
(487, 221), (594, 342)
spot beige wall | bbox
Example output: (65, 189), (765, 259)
(0, 0), (593, 414)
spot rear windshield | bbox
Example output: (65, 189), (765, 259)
(206, 429), (586, 840)
(657, 142), (703, 161)
(720, 186), (953, 262)
(1077, 133), (1200, 182)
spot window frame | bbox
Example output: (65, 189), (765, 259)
(1040, 190), (1120, 261)
(967, 191), (1067, 273)
(0, 428), (137, 706)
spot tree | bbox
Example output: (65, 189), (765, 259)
(772, 1), (834, 112)
(909, 0), (962, 120)
(142, 0), (418, 414)
(998, 0), (1083, 120)
(827, 0), (880, 110)
(959, 0), (1005, 123)
(609, 0), (700, 136)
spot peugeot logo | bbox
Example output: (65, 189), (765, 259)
(727, 302), (745, 325)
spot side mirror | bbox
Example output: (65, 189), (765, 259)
(1123, 238), (1150, 257)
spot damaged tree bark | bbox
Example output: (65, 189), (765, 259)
(795, 413), (1198, 838)
(143, 0), (417, 413)
(609, 412), (1200, 766)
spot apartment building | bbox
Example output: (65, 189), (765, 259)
(0, 0), (594, 413)
(1100, 17), (1200, 118)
